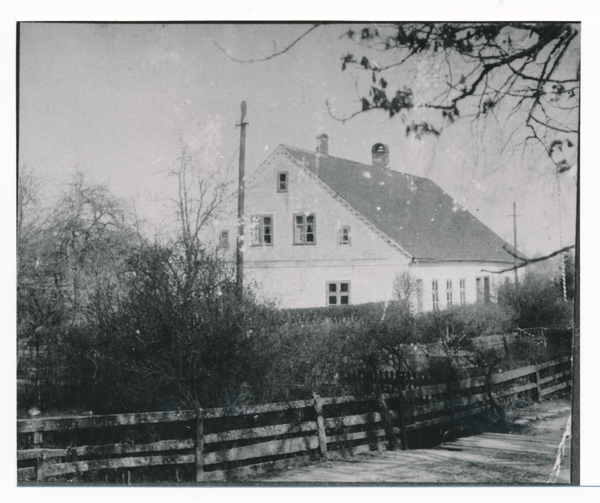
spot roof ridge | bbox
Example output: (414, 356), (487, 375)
(280, 144), (432, 183)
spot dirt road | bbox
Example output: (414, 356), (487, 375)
(260, 399), (572, 484)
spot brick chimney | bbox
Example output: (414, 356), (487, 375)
(372, 143), (389, 168)
(316, 134), (329, 155)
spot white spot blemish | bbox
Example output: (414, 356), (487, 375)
(380, 181), (385, 185)
(377, 206), (381, 211)
(363, 172), (372, 179)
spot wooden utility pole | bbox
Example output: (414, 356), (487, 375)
(236, 101), (248, 299)
(556, 174), (568, 301)
(571, 137), (580, 484)
(512, 202), (519, 284)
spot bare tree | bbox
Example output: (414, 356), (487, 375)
(393, 271), (423, 313)
(17, 171), (137, 409)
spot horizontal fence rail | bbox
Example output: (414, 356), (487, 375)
(17, 356), (571, 483)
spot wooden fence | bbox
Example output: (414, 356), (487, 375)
(517, 327), (549, 339)
(17, 356), (571, 484)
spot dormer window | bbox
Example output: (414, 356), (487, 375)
(277, 172), (288, 192)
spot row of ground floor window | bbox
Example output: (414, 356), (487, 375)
(327, 275), (501, 309)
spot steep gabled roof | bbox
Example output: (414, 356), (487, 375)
(283, 145), (523, 263)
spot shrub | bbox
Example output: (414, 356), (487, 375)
(545, 327), (573, 359)
(497, 272), (573, 329)
(415, 302), (514, 347)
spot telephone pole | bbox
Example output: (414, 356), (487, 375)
(236, 101), (248, 299)
(512, 202), (519, 284)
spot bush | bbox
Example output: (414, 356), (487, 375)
(498, 272), (573, 329)
(412, 303), (514, 351)
(276, 302), (386, 325)
(545, 327), (573, 359)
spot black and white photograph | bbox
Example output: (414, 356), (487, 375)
(13, 9), (588, 492)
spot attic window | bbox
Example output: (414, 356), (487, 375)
(277, 172), (288, 192)
(339, 226), (351, 245)
(327, 281), (350, 305)
(294, 213), (316, 245)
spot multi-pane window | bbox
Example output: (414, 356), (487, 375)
(327, 281), (350, 306)
(251, 215), (273, 246)
(416, 279), (423, 312)
(339, 226), (351, 245)
(219, 230), (229, 249)
(459, 279), (466, 305)
(277, 172), (288, 192)
(446, 280), (453, 308)
(294, 213), (316, 244)
(432, 280), (439, 310)
(476, 276), (491, 304)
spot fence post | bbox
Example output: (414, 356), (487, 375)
(32, 430), (43, 448)
(67, 446), (79, 482)
(195, 407), (204, 482)
(36, 453), (45, 482)
(534, 366), (542, 403)
(377, 394), (401, 451)
(486, 374), (506, 420)
(312, 392), (328, 459)
(448, 381), (457, 442)
(395, 372), (408, 450)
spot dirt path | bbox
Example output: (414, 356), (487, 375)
(260, 399), (572, 484)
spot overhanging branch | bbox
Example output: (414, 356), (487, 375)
(481, 245), (574, 274)
(214, 24), (321, 63)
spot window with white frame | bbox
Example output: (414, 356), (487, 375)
(327, 281), (350, 305)
(219, 230), (229, 249)
(416, 279), (423, 312)
(251, 215), (273, 246)
(294, 213), (316, 244)
(476, 276), (491, 304)
(446, 280), (453, 308)
(459, 278), (466, 305)
(339, 225), (351, 245)
(277, 171), (288, 192)
(432, 280), (439, 310)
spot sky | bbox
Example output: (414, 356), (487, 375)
(18, 22), (578, 256)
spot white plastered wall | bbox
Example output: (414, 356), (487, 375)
(410, 262), (518, 311)
(240, 147), (412, 308)
(211, 147), (520, 310)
